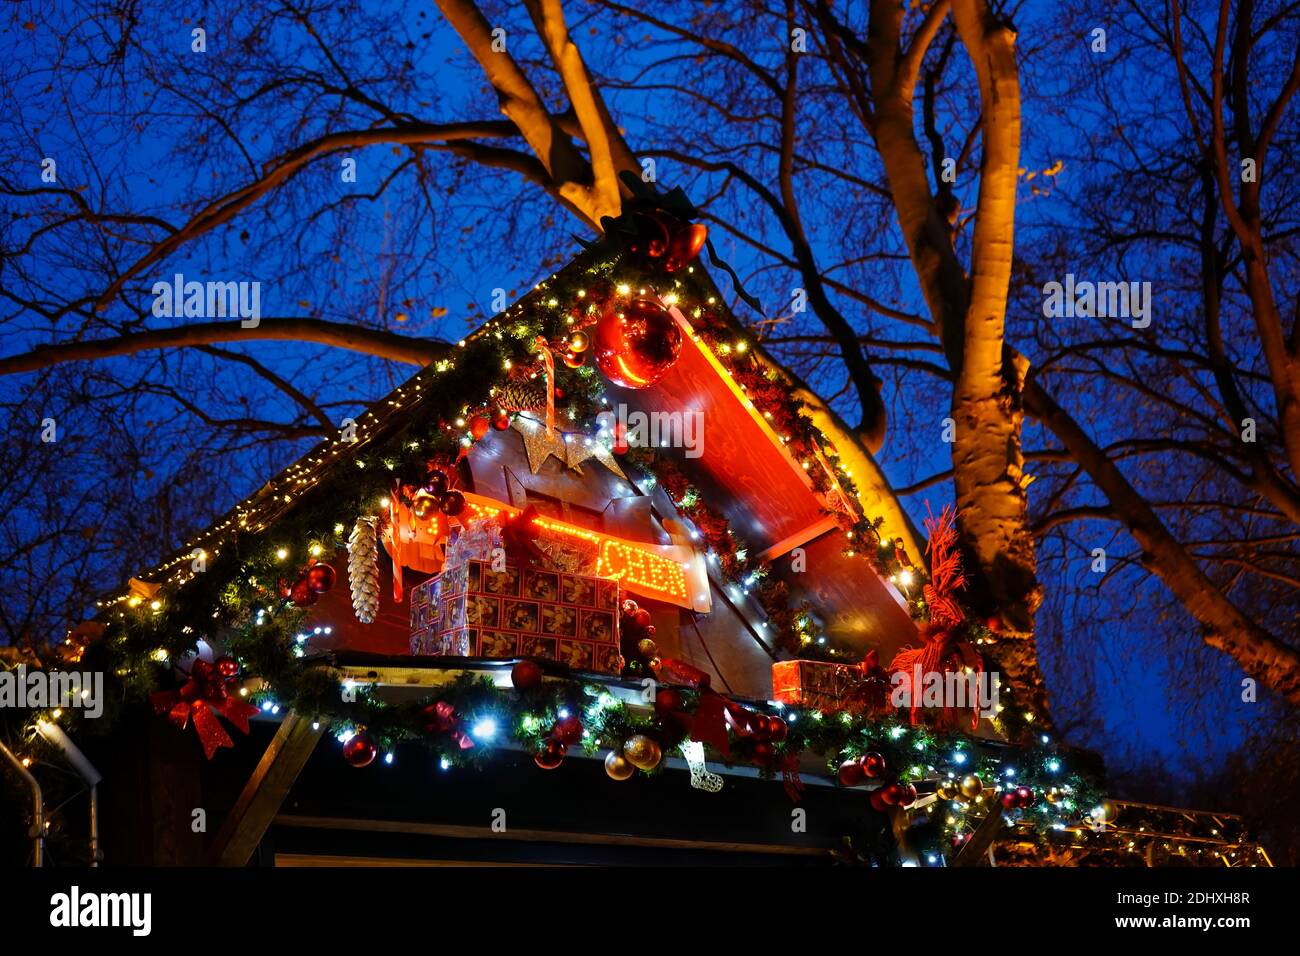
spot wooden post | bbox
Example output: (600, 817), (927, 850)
(208, 713), (323, 866)
(952, 801), (1006, 867)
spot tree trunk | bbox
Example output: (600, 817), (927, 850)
(1025, 378), (1300, 706)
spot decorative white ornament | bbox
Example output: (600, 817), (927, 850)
(680, 740), (723, 793)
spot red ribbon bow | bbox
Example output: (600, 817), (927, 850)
(424, 700), (475, 750)
(149, 658), (259, 760)
(500, 506), (549, 568)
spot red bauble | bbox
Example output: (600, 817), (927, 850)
(1015, 785), (1035, 808)
(553, 714), (583, 745)
(663, 223), (709, 273)
(215, 656), (240, 679)
(654, 688), (683, 716)
(751, 740), (774, 764)
(289, 577), (318, 607)
(342, 734), (377, 768)
(612, 423), (630, 455)
(469, 416), (491, 440)
(511, 659), (543, 691)
(897, 783), (918, 807)
(626, 210), (672, 259)
(593, 299), (682, 389)
(439, 490), (466, 516)
(1001, 790), (1022, 810)
(424, 471), (449, 498)
(860, 751), (886, 778)
(306, 563), (337, 594)
(869, 790), (889, 813)
(562, 350), (586, 369)
(492, 409), (512, 430)
(632, 607), (652, 629)
(535, 739), (566, 770)
(749, 714), (772, 740)
(880, 783), (904, 806)
(767, 716), (788, 742)
(621, 599), (640, 617)
(838, 759), (866, 787)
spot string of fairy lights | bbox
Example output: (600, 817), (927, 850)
(6, 238), (1081, 864)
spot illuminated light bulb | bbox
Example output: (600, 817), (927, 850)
(309, 544), (322, 557)
(276, 548), (288, 561)
(471, 718), (498, 741)
(440, 757), (451, 770)
(51, 709), (62, 719)
(898, 569), (915, 587)
(384, 753), (395, 765)
(379, 497), (390, 509)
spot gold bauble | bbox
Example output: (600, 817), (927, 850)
(624, 734), (662, 771)
(937, 780), (960, 801)
(412, 496), (436, 520)
(636, 638), (658, 658)
(1093, 799), (1118, 823)
(959, 774), (984, 799)
(1044, 787), (1062, 805)
(604, 750), (636, 781)
(568, 330), (591, 353)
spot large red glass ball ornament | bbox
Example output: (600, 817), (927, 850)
(751, 740), (774, 765)
(511, 659), (543, 691)
(553, 714), (583, 745)
(1015, 785), (1035, 808)
(492, 409), (512, 431)
(631, 607), (652, 629)
(439, 490), (466, 516)
(342, 734), (377, 768)
(662, 223), (709, 273)
(215, 656), (240, 679)
(897, 783), (918, 807)
(869, 790), (889, 813)
(306, 563), (337, 594)
(535, 739), (566, 770)
(839, 759), (866, 787)
(653, 687), (683, 716)
(469, 415), (491, 441)
(1001, 790), (1021, 810)
(289, 577), (318, 607)
(594, 299), (682, 389)
(860, 751), (886, 778)
(880, 782), (904, 806)
(767, 716), (787, 742)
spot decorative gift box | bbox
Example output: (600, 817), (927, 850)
(410, 559), (622, 674)
(771, 657), (890, 714)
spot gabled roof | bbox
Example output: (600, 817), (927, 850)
(103, 243), (923, 619)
